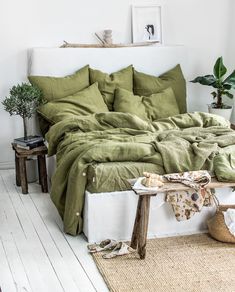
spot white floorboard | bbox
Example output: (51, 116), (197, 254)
(0, 236), (17, 292)
(0, 170), (108, 292)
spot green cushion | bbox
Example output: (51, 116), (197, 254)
(37, 113), (51, 136)
(37, 82), (109, 124)
(114, 87), (180, 121)
(89, 65), (133, 110)
(28, 65), (90, 102)
(133, 64), (187, 113)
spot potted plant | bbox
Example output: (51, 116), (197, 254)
(2, 82), (43, 140)
(191, 57), (235, 120)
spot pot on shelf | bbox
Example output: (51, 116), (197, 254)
(208, 104), (233, 121)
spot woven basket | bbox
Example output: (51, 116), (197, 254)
(207, 196), (235, 243)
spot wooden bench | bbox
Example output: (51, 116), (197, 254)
(128, 178), (235, 259)
(128, 123), (235, 259)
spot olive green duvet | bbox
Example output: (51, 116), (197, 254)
(46, 112), (235, 235)
(86, 161), (162, 193)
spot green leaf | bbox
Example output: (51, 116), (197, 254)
(223, 83), (232, 90)
(1, 82), (43, 118)
(211, 82), (220, 89)
(191, 75), (216, 86)
(223, 91), (234, 99)
(224, 70), (235, 88)
(211, 91), (217, 98)
(213, 57), (227, 79)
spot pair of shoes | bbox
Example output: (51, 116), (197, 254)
(87, 239), (135, 259)
(102, 242), (135, 259)
(87, 239), (118, 253)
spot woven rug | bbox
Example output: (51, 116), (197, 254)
(92, 234), (235, 292)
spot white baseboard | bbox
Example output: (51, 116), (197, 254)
(0, 161), (15, 169)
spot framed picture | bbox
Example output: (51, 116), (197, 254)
(132, 5), (162, 44)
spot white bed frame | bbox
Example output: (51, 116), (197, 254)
(29, 46), (235, 243)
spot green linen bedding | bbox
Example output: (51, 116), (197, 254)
(37, 83), (109, 124)
(86, 162), (163, 193)
(46, 111), (235, 235)
(29, 65), (90, 102)
(133, 64), (186, 113)
(89, 65), (133, 110)
(114, 87), (180, 121)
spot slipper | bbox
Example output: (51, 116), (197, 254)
(87, 239), (118, 253)
(102, 242), (135, 259)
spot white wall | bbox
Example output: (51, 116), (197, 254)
(227, 0), (235, 66)
(0, 0), (233, 167)
(223, 0), (235, 116)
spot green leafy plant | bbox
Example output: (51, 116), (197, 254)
(191, 57), (235, 109)
(2, 83), (43, 139)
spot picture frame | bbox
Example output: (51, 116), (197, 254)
(132, 5), (162, 44)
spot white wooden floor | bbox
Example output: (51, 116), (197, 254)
(0, 169), (109, 292)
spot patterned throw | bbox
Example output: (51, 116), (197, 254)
(164, 170), (211, 190)
(164, 171), (213, 221)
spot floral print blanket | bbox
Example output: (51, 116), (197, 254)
(165, 171), (213, 221)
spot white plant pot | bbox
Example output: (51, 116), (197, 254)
(26, 158), (38, 183)
(208, 105), (233, 121)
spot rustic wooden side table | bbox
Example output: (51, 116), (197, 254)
(128, 178), (235, 260)
(12, 143), (48, 194)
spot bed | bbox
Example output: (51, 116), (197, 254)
(28, 46), (235, 243)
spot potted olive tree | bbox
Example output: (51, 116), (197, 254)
(2, 83), (43, 183)
(2, 82), (43, 140)
(191, 57), (235, 120)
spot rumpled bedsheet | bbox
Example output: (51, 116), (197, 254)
(46, 111), (235, 235)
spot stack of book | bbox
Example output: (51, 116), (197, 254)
(14, 135), (44, 150)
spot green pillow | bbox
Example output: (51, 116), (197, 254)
(37, 82), (109, 124)
(37, 113), (51, 137)
(114, 87), (180, 121)
(89, 65), (133, 110)
(133, 64), (186, 114)
(29, 65), (90, 102)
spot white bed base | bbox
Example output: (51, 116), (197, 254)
(83, 188), (235, 243)
(29, 46), (235, 243)
(48, 152), (235, 243)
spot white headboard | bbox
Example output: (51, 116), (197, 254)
(28, 45), (189, 146)
(28, 45), (187, 77)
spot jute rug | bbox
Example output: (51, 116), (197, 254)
(92, 234), (235, 292)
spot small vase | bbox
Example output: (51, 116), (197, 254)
(103, 29), (113, 44)
(208, 104), (233, 121)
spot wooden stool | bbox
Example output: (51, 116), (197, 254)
(128, 178), (235, 259)
(12, 143), (48, 194)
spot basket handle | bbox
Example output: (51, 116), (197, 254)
(212, 194), (220, 210)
